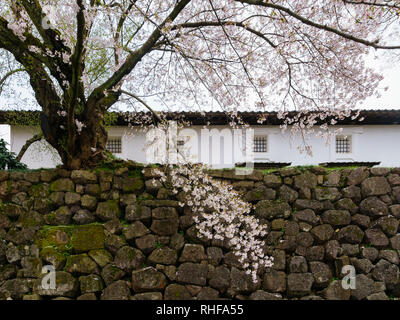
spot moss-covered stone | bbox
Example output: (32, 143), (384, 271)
(17, 211), (44, 228)
(49, 192), (64, 206)
(65, 192), (81, 205)
(114, 246), (145, 272)
(71, 170), (98, 184)
(28, 183), (50, 198)
(104, 234), (126, 255)
(33, 197), (52, 213)
(148, 247), (178, 265)
(321, 210), (351, 227)
(123, 222), (150, 242)
(71, 225), (105, 253)
(4, 227), (36, 246)
(36, 226), (73, 253)
(39, 246), (67, 270)
(96, 200), (121, 221)
(79, 274), (104, 293)
(65, 254), (99, 274)
(55, 206), (73, 225)
(33, 271), (79, 298)
(150, 218), (179, 236)
(164, 284), (192, 300)
(0, 264), (17, 282)
(0, 213), (11, 230)
(88, 249), (112, 268)
(40, 169), (58, 183)
(50, 179), (74, 192)
(119, 194), (137, 206)
(263, 174), (282, 188)
(81, 195), (97, 210)
(0, 171), (9, 182)
(101, 264), (126, 286)
(0, 180), (9, 198)
(314, 187), (341, 202)
(125, 205), (151, 222)
(294, 172), (318, 189)
(2, 203), (25, 218)
(140, 199), (180, 208)
(100, 280), (130, 300)
(85, 184), (101, 196)
(255, 200), (292, 219)
(98, 171), (113, 184)
(122, 176), (144, 194)
(132, 267), (167, 293)
(245, 186), (276, 202)
(21, 256), (42, 277)
(0, 278), (32, 299)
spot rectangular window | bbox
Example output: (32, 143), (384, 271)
(254, 136), (267, 153)
(336, 135), (351, 153)
(177, 139), (185, 147)
(106, 137), (122, 154)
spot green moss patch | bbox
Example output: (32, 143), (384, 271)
(36, 224), (104, 255)
(71, 224), (105, 253)
(122, 176), (144, 193)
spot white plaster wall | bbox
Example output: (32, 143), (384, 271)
(10, 126), (61, 169)
(172, 125), (400, 167)
(8, 124), (400, 169)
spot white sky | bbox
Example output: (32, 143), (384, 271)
(357, 51), (400, 110)
(0, 47), (399, 152)
(1, 52), (399, 111)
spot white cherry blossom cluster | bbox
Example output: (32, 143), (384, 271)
(75, 119), (86, 133)
(7, 9), (29, 41)
(152, 164), (274, 282)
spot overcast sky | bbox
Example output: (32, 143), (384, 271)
(357, 50), (400, 110)
(0, 49), (399, 111)
(0, 48), (398, 153)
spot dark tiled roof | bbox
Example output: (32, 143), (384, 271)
(0, 109), (399, 126)
(319, 161), (381, 167)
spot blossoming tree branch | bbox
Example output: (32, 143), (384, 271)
(0, 0), (399, 168)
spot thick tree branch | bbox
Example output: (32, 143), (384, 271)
(0, 68), (25, 95)
(88, 0), (192, 106)
(114, 1), (137, 65)
(17, 1), (73, 91)
(0, 17), (62, 149)
(16, 133), (43, 162)
(208, 0), (265, 106)
(342, 0), (400, 10)
(67, 0), (89, 156)
(171, 20), (277, 48)
(119, 89), (163, 123)
(0, 16), (70, 91)
(0, 20), (61, 111)
(19, 0), (71, 54)
(235, 0), (400, 49)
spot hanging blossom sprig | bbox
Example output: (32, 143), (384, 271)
(151, 164), (274, 282)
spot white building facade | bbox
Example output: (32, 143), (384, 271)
(1, 110), (399, 169)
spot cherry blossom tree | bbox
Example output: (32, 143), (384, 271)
(0, 0), (399, 168)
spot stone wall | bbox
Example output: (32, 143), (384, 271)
(1, 165), (400, 300)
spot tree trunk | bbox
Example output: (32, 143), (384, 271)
(41, 104), (109, 170)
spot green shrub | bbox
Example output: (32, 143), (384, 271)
(0, 138), (27, 170)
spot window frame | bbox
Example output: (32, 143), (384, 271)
(106, 136), (122, 154)
(335, 134), (352, 154)
(253, 135), (268, 154)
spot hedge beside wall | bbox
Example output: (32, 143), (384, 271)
(1, 165), (400, 300)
